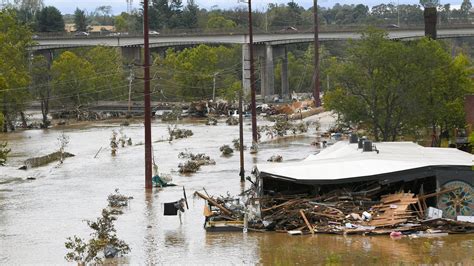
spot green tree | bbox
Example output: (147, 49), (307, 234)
(324, 29), (421, 141)
(411, 40), (473, 145)
(461, 0), (472, 15)
(14, 0), (44, 24)
(114, 14), (127, 32)
(74, 8), (87, 32)
(85, 46), (125, 101)
(31, 54), (52, 128)
(155, 45), (240, 101)
(35, 6), (64, 32)
(181, 0), (199, 29)
(51, 51), (95, 109)
(0, 9), (32, 132)
(206, 14), (236, 30)
(95, 5), (112, 25)
(324, 29), (473, 142)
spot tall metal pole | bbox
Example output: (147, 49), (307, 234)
(248, 0), (258, 144)
(143, 0), (153, 189)
(312, 0), (321, 107)
(238, 90), (245, 182)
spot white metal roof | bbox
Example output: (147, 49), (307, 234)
(257, 141), (474, 182)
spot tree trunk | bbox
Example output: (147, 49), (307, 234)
(20, 112), (27, 128)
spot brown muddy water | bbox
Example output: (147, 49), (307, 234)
(0, 118), (473, 265)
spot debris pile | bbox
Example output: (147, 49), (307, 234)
(258, 118), (308, 139)
(232, 138), (246, 150)
(168, 125), (193, 141)
(206, 117), (218, 126)
(219, 145), (234, 156)
(178, 152), (215, 174)
(161, 107), (182, 122)
(226, 117), (239, 126)
(107, 189), (133, 208)
(196, 187), (474, 235)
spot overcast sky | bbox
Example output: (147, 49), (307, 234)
(43, 0), (464, 14)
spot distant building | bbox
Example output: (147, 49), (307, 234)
(64, 23), (115, 33)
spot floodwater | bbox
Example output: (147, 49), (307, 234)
(0, 117), (473, 265)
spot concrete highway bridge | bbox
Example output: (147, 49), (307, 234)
(32, 27), (474, 100)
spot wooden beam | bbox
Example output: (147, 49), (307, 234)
(300, 209), (314, 235)
(195, 191), (232, 216)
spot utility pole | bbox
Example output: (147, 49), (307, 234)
(312, 0), (321, 107)
(212, 72), (218, 101)
(247, 0), (258, 144)
(238, 90), (245, 182)
(127, 65), (134, 116)
(143, 0), (153, 189)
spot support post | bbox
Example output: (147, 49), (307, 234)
(312, 0), (321, 107)
(143, 0), (153, 189)
(264, 44), (274, 102)
(281, 46), (289, 100)
(239, 90), (245, 182)
(242, 44), (251, 96)
(247, 0), (258, 144)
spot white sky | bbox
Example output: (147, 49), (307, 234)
(43, 0), (464, 14)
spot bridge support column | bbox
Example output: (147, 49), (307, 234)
(281, 47), (289, 101)
(263, 45), (274, 102)
(122, 46), (141, 64)
(241, 44), (251, 97)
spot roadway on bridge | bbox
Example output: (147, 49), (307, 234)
(32, 28), (474, 51)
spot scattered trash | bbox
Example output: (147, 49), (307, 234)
(427, 207), (443, 219)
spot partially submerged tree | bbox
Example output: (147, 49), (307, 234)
(31, 55), (52, 128)
(0, 142), (11, 166)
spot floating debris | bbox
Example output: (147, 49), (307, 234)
(267, 155), (283, 162)
(206, 117), (218, 126)
(168, 125), (193, 141)
(219, 145), (234, 156)
(232, 139), (246, 150)
(110, 130), (118, 156)
(178, 160), (201, 173)
(177, 152), (215, 174)
(108, 189), (133, 208)
(20, 151), (75, 169)
(226, 117), (238, 126)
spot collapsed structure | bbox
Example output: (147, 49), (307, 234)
(257, 139), (473, 219)
(197, 138), (473, 234)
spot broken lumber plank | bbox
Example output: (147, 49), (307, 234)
(194, 191), (232, 216)
(299, 210), (314, 235)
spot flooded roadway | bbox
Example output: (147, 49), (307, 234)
(0, 117), (473, 265)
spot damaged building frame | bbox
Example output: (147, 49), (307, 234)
(256, 140), (474, 219)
